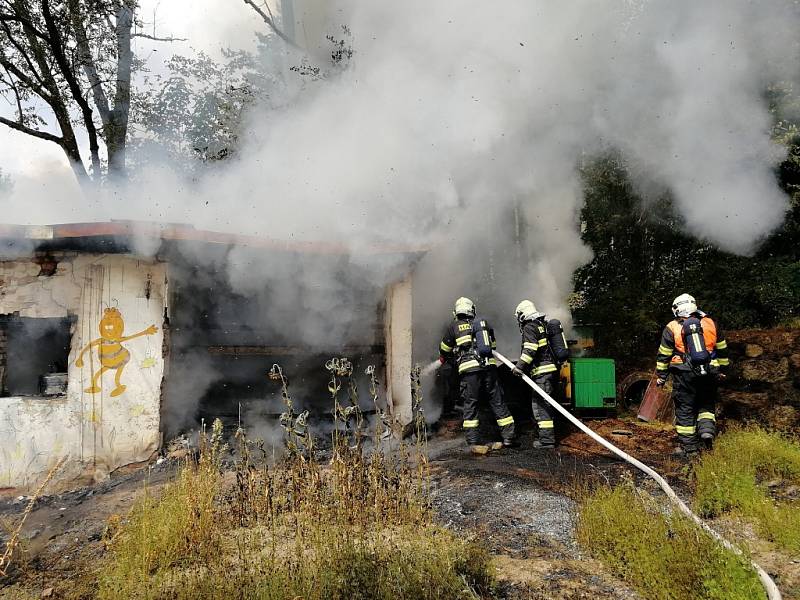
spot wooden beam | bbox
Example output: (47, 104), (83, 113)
(206, 345), (385, 356)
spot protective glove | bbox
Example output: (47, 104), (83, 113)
(439, 356), (446, 364)
(512, 366), (524, 377)
(716, 372), (727, 382)
(656, 377), (667, 387)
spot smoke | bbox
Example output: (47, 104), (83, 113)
(2, 0), (799, 425)
(161, 348), (222, 436)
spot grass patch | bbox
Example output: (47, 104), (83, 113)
(693, 427), (800, 554)
(577, 484), (764, 600)
(92, 419), (492, 600)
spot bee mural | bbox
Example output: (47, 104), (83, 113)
(75, 307), (159, 397)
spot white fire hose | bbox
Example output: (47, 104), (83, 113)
(489, 351), (781, 600)
(426, 353), (780, 599)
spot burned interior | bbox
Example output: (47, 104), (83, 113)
(0, 315), (74, 397)
(162, 243), (394, 439)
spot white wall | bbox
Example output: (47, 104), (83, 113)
(0, 254), (167, 491)
(384, 275), (413, 431)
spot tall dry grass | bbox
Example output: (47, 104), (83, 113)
(93, 362), (492, 600)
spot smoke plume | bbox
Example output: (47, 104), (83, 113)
(2, 0), (798, 425)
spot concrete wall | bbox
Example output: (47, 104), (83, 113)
(0, 254), (167, 491)
(385, 275), (413, 430)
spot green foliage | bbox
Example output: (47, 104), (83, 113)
(130, 28), (356, 176)
(574, 149), (800, 365)
(693, 427), (800, 554)
(577, 484), (764, 600)
(130, 50), (271, 172)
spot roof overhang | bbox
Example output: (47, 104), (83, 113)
(0, 221), (428, 258)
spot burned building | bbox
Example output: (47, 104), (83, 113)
(0, 221), (420, 492)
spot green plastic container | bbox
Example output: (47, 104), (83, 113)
(570, 358), (617, 409)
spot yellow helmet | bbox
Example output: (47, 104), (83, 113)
(453, 297), (476, 318)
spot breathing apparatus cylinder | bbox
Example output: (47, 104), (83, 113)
(681, 317), (711, 376)
(546, 319), (570, 364)
(471, 317), (494, 360)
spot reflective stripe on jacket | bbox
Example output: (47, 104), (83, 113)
(515, 318), (556, 377)
(439, 317), (497, 375)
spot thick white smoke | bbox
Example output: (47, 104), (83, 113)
(1, 0), (798, 386)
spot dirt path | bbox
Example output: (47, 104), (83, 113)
(0, 462), (177, 598)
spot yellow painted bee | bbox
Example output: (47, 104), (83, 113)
(75, 308), (158, 397)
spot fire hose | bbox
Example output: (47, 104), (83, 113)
(488, 351), (782, 600)
(427, 352), (780, 599)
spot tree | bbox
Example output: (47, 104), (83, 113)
(129, 50), (271, 172)
(573, 152), (800, 367)
(241, 0), (298, 49)
(0, 0), (179, 183)
(129, 11), (352, 173)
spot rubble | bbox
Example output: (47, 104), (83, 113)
(745, 344), (765, 358)
(740, 357), (790, 383)
(705, 327), (800, 431)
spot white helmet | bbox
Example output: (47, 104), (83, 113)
(672, 293), (698, 318)
(453, 296), (476, 318)
(515, 299), (541, 324)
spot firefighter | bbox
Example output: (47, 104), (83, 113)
(655, 293), (730, 455)
(439, 297), (516, 452)
(511, 300), (558, 448)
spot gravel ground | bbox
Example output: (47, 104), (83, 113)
(427, 424), (645, 599)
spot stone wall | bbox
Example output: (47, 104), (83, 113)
(722, 328), (800, 431)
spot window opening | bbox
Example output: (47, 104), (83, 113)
(0, 315), (74, 397)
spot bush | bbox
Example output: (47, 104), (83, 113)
(577, 484), (764, 600)
(693, 427), (800, 554)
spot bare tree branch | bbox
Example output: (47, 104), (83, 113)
(2, 66), (24, 118)
(131, 32), (186, 42)
(240, 0), (301, 49)
(0, 114), (62, 144)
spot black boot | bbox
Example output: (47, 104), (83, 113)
(533, 439), (555, 449)
(671, 445), (698, 458)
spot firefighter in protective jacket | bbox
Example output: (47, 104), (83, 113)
(655, 293), (730, 455)
(439, 297), (516, 450)
(511, 300), (558, 448)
